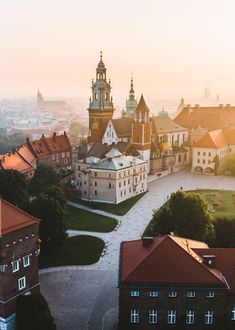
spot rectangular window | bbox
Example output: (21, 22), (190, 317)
(108, 183), (111, 188)
(149, 310), (157, 324)
(149, 291), (158, 297)
(119, 182), (121, 188)
(205, 310), (213, 324)
(206, 291), (215, 298)
(109, 173), (112, 178)
(198, 151), (200, 155)
(208, 152), (211, 157)
(12, 260), (19, 273)
(95, 172), (97, 177)
(128, 179), (130, 184)
(187, 291), (196, 298)
(203, 152), (206, 156)
(197, 159), (200, 164)
(168, 310), (176, 324)
(23, 255), (30, 267)
(130, 291), (140, 297)
(62, 152), (65, 158)
(130, 309), (139, 323)
(18, 276), (26, 290)
(168, 291), (177, 298)
(64, 159), (67, 164)
(95, 190), (97, 196)
(231, 307), (235, 320)
(186, 310), (195, 324)
(95, 181), (97, 186)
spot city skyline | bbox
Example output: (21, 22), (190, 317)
(1, 0), (235, 99)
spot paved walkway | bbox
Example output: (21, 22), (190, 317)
(63, 171), (235, 273)
(40, 171), (235, 329)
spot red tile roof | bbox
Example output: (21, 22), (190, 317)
(194, 248), (235, 294)
(120, 236), (227, 288)
(193, 129), (227, 148)
(0, 199), (39, 235)
(193, 128), (235, 149)
(0, 152), (33, 174)
(134, 94), (150, 114)
(174, 105), (235, 131)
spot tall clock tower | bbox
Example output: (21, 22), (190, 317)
(87, 52), (115, 144)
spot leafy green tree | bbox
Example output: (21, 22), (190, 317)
(213, 217), (235, 247)
(147, 191), (214, 243)
(29, 186), (67, 253)
(0, 131), (26, 154)
(212, 155), (220, 175)
(0, 169), (28, 209)
(29, 164), (60, 197)
(16, 291), (56, 330)
(225, 152), (235, 175)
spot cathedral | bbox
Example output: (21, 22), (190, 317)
(81, 52), (189, 175)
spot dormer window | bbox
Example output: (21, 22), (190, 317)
(131, 291), (140, 297)
(187, 291), (196, 298)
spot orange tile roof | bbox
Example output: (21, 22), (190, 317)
(17, 145), (37, 166)
(0, 199), (39, 235)
(30, 132), (71, 156)
(134, 94), (150, 114)
(175, 105), (235, 131)
(0, 152), (33, 174)
(120, 235), (226, 287)
(193, 129), (228, 148)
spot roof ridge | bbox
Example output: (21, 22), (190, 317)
(169, 237), (225, 286)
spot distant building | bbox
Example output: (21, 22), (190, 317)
(75, 148), (147, 204)
(27, 131), (72, 171)
(37, 90), (66, 111)
(0, 199), (40, 330)
(174, 104), (235, 131)
(0, 145), (36, 179)
(119, 235), (235, 329)
(122, 77), (138, 118)
(191, 128), (235, 174)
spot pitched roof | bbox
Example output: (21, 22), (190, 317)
(16, 145), (37, 167)
(112, 118), (133, 137)
(30, 132), (71, 157)
(0, 152), (33, 174)
(194, 248), (235, 294)
(120, 235), (227, 287)
(0, 199), (39, 235)
(134, 94), (150, 114)
(174, 105), (235, 131)
(92, 155), (146, 171)
(105, 148), (122, 158)
(193, 128), (235, 149)
(152, 115), (187, 134)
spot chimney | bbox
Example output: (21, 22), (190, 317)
(226, 104), (231, 109)
(142, 237), (154, 247)
(219, 104), (223, 109)
(203, 255), (215, 267)
(26, 137), (30, 145)
(53, 132), (56, 141)
(195, 104), (199, 109)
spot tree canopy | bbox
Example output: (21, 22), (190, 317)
(145, 191), (214, 243)
(29, 186), (67, 253)
(16, 291), (56, 330)
(29, 164), (60, 197)
(0, 169), (28, 209)
(225, 153), (235, 175)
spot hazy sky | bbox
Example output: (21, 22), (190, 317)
(1, 0), (235, 100)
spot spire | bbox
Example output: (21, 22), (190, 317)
(129, 74), (135, 96)
(100, 50), (102, 61)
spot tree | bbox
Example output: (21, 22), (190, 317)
(29, 186), (67, 253)
(0, 169), (28, 209)
(16, 291), (56, 330)
(29, 164), (60, 197)
(213, 217), (235, 247)
(212, 155), (220, 175)
(225, 152), (235, 175)
(148, 191), (214, 243)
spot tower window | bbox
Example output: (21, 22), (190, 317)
(95, 93), (98, 100)
(105, 93), (108, 101)
(18, 276), (26, 290)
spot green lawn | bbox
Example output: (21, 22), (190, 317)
(187, 189), (235, 219)
(39, 235), (104, 269)
(67, 206), (117, 232)
(70, 192), (147, 216)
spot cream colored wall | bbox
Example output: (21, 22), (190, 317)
(192, 145), (229, 173)
(102, 120), (119, 145)
(77, 161), (148, 204)
(159, 130), (188, 146)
